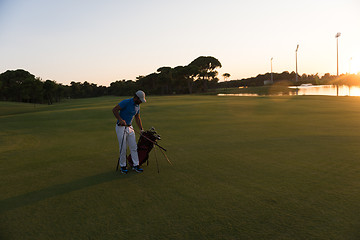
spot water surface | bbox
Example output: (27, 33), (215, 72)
(218, 85), (360, 97)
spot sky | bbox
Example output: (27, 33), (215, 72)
(0, 0), (359, 86)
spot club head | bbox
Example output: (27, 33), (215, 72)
(148, 127), (157, 134)
(146, 127), (161, 140)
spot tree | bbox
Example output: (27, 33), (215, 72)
(157, 67), (173, 94)
(29, 77), (44, 104)
(137, 73), (159, 94)
(172, 65), (198, 94)
(70, 81), (82, 98)
(184, 65), (199, 94)
(56, 84), (68, 101)
(189, 56), (222, 92)
(109, 79), (137, 96)
(0, 69), (39, 102)
(223, 73), (231, 82)
(44, 80), (58, 104)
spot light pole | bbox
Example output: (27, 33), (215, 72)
(335, 32), (341, 76)
(271, 57), (273, 83)
(295, 44), (299, 82)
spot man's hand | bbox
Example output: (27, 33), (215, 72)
(118, 119), (126, 126)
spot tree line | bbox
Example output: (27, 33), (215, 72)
(0, 56), (223, 104)
(218, 71), (360, 88)
(0, 69), (108, 104)
(1, 55), (360, 104)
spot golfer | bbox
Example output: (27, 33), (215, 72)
(112, 90), (146, 174)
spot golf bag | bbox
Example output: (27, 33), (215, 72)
(127, 127), (161, 167)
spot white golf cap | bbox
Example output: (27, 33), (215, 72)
(135, 90), (146, 103)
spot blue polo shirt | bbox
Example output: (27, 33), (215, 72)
(117, 98), (140, 125)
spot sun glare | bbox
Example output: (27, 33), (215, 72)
(349, 56), (360, 74)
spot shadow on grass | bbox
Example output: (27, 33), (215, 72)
(0, 170), (128, 214)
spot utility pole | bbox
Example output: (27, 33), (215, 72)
(271, 57), (273, 83)
(335, 32), (341, 76)
(295, 44), (299, 82)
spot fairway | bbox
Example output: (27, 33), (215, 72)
(1, 95), (360, 239)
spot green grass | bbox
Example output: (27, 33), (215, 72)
(1, 95), (360, 239)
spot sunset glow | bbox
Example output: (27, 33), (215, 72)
(349, 56), (360, 74)
(0, 0), (359, 86)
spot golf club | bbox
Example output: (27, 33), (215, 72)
(116, 126), (127, 171)
(153, 146), (160, 173)
(129, 126), (172, 166)
(129, 126), (167, 151)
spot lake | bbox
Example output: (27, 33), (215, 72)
(218, 85), (360, 97)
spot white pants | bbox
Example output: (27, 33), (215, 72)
(115, 125), (139, 167)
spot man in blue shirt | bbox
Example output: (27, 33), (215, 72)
(112, 90), (146, 174)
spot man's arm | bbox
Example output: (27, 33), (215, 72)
(134, 113), (144, 131)
(112, 105), (126, 126)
